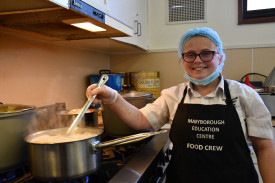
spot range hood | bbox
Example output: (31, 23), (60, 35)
(0, 0), (133, 40)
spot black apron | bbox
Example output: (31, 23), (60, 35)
(166, 80), (258, 183)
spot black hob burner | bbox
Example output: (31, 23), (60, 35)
(0, 164), (30, 183)
(17, 175), (90, 183)
(7, 160), (121, 183)
(0, 171), (16, 183)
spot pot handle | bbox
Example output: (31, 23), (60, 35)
(91, 130), (167, 151)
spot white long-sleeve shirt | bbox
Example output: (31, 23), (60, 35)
(140, 76), (273, 145)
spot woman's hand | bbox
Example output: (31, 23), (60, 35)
(86, 84), (118, 105)
(87, 84), (153, 131)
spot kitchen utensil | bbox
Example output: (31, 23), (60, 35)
(0, 104), (36, 172)
(25, 127), (167, 181)
(102, 91), (155, 136)
(240, 73), (267, 88)
(66, 74), (108, 135)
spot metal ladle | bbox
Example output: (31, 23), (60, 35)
(66, 74), (109, 135)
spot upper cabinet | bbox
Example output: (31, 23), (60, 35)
(0, 0), (133, 40)
(107, 0), (148, 50)
(0, 0), (148, 53)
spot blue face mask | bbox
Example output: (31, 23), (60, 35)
(184, 70), (220, 86)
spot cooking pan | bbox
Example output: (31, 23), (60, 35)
(25, 127), (166, 181)
(0, 104), (36, 172)
(102, 91), (155, 136)
(57, 109), (98, 128)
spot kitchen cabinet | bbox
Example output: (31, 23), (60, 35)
(0, 0), (148, 54)
(0, 0), (133, 40)
(107, 0), (148, 50)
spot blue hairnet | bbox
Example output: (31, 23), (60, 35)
(178, 27), (226, 73)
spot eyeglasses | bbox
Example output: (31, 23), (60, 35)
(181, 51), (218, 63)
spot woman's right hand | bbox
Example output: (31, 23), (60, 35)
(87, 84), (153, 131)
(86, 84), (118, 105)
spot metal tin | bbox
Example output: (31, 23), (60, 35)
(131, 71), (160, 98)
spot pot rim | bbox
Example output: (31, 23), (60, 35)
(58, 109), (98, 116)
(120, 91), (153, 99)
(90, 74), (121, 76)
(25, 127), (103, 145)
(0, 104), (35, 118)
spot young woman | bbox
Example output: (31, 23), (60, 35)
(86, 27), (275, 183)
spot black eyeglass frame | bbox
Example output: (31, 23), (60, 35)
(181, 51), (218, 63)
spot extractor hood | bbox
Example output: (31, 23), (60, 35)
(0, 0), (133, 40)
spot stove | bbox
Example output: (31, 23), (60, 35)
(1, 131), (171, 183)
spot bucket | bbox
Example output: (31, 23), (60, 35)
(131, 71), (160, 98)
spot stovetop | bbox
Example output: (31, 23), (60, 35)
(1, 132), (170, 183)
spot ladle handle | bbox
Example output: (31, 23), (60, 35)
(66, 74), (109, 135)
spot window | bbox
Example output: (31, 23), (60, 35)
(238, 0), (275, 24)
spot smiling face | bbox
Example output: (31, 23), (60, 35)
(182, 36), (222, 80)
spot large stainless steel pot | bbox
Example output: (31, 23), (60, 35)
(102, 91), (154, 136)
(25, 127), (166, 181)
(0, 104), (36, 172)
